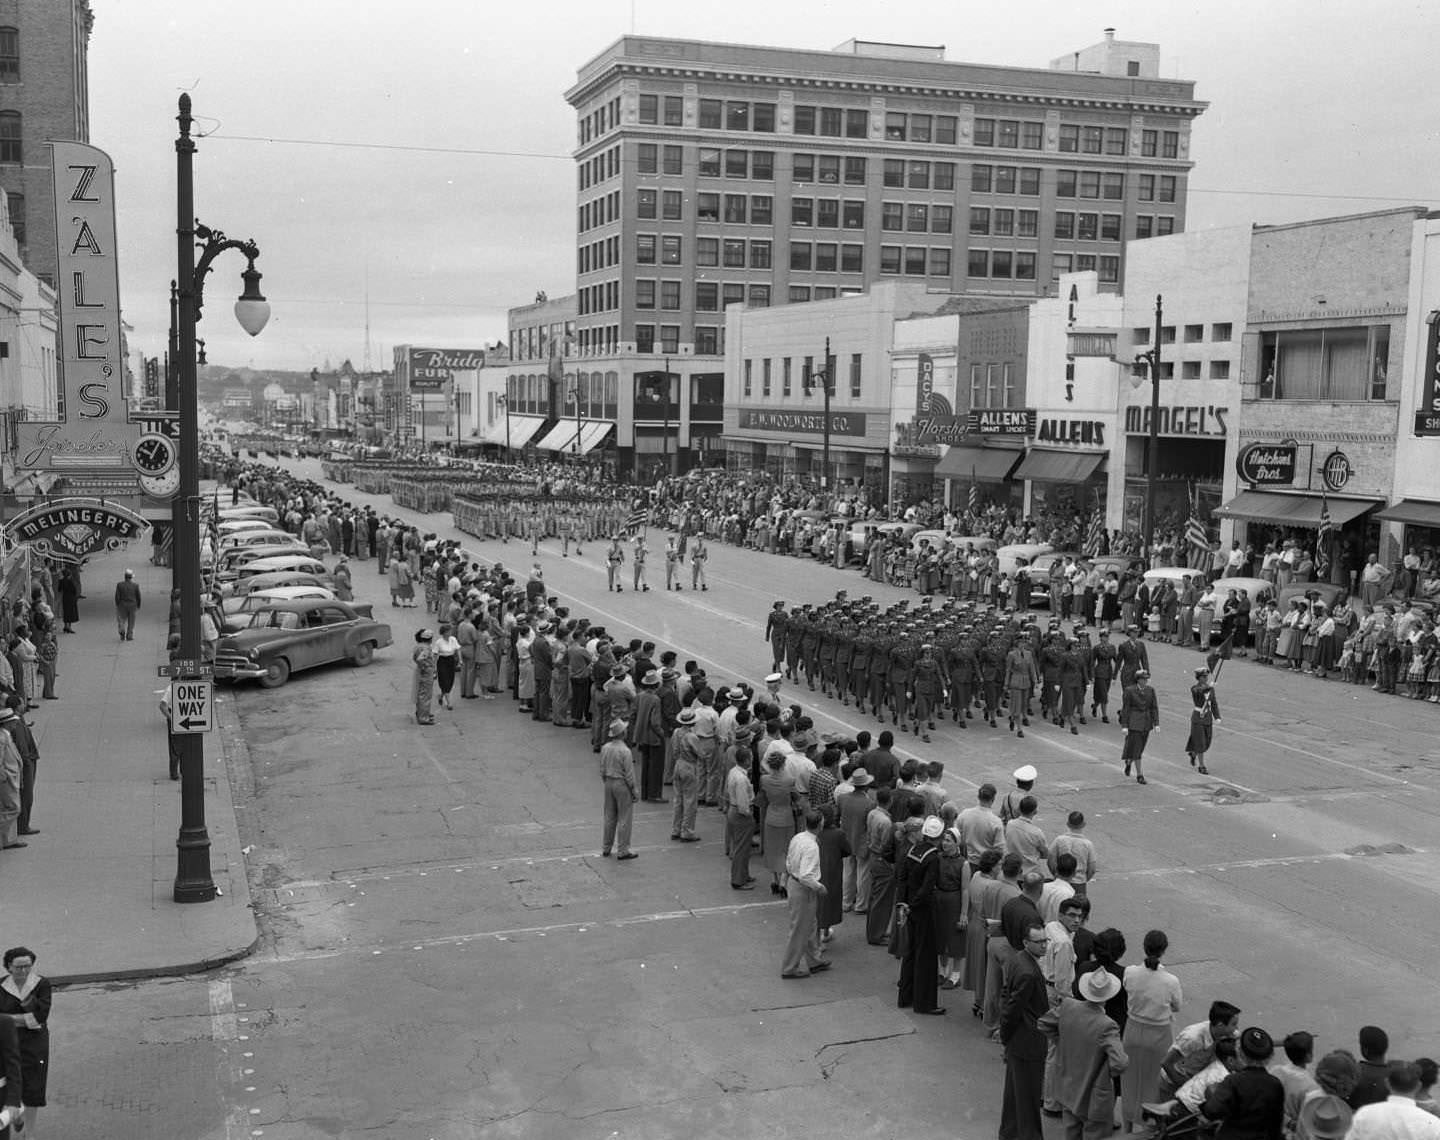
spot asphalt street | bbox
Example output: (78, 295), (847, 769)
(50, 457), (1440, 1140)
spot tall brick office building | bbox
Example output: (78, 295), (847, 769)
(563, 30), (1206, 474)
(0, 0), (94, 286)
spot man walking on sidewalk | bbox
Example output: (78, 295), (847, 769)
(114, 569), (142, 642)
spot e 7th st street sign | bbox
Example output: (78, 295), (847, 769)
(169, 679), (214, 733)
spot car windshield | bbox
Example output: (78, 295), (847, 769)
(243, 610), (304, 630)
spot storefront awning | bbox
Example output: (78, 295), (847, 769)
(1014, 448), (1106, 483)
(576, 420), (614, 455)
(934, 444), (1021, 483)
(1213, 490), (1381, 527)
(1374, 499), (1440, 528)
(498, 415), (546, 449)
(535, 420), (587, 452)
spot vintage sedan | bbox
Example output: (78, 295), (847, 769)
(219, 585), (341, 631)
(213, 599), (392, 688)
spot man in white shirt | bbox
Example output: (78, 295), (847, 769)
(721, 747), (756, 890)
(1039, 853), (1079, 924)
(1346, 1061), (1440, 1140)
(957, 782), (1005, 869)
(1048, 811), (1098, 890)
(1041, 896), (1088, 1114)
(780, 811), (830, 978)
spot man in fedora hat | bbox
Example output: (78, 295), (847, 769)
(1296, 1094), (1352, 1140)
(114, 568), (142, 642)
(598, 720), (639, 860)
(1039, 967), (1128, 1140)
(632, 670), (666, 802)
(837, 768), (875, 913)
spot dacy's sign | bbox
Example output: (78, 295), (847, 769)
(15, 142), (140, 474)
(911, 352), (971, 444)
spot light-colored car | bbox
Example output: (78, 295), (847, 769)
(1145, 569), (1274, 644)
(222, 584), (338, 622)
(1027, 551), (1082, 607)
(215, 518), (277, 539)
(996, 542), (1054, 578)
(214, 541), (313, 580)
(222, 555), (333, 596)
(223, 570), (337, 604)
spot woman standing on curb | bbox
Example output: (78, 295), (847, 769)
(432, 623), (461, 711)
(0, 946), (50, 1140)
(1119, 930), (1182, 1132)
(412, 629), (437, 725)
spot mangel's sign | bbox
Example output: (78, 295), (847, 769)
(1235, 442), (1298, 486)
(1124, 404), (1230, 437)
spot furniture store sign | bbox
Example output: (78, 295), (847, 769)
(406, 348), (487, 392)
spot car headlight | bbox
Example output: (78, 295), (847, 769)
(246, 648), (261, 660)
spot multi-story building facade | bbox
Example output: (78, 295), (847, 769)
(0, 0), (93, 285)
(565, 32), (1204, 472)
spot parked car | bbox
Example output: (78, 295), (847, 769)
(1089, 554), (1148, 581)
(216, 528), (298, 554)
(214, 542), (314, 581)
(995, 543), (1054, 579)
(215, 518), (278, 539)
(220, 585), (341, 630)
(1027, 551), (1082, 607)
(222, 571), (339, 609)
(1145, 570), (1274, 645)
(213, 599), (392, 689)
(222, 555), (333, 596)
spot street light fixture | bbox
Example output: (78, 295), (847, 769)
(496, 392), (511, 461)
(803, 335), (834, 499)
(1130, 293), (1164, 559)
(172, 93), (270, 904)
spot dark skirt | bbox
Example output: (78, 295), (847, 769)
(436, 654), (458, 694)
(1121, 730), (1148, 760)
(934, 888), (964, 957)
(1187, 716), (1213, 756)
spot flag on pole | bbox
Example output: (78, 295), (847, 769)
(968, 466), (979, 514)
(1206, 631), (1234, 679)
(1315, 489), (1333, 578)
(1084, 498), (1106, 557)
(1184, 484), (1210, 572)
(622, 507), (649, 534)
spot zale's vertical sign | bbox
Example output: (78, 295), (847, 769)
(15, 142), (137, 471)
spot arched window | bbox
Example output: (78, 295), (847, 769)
(0, 111), (19, 164)
(0, 28), (17, 83)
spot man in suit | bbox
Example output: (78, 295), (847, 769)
(113, 569), (142, 641)
(1119, 668), (1160, 785)
(1040, 968), (1129, 1140)
(1000, 917), (1052, 1140)
(631, 670), (666, 802)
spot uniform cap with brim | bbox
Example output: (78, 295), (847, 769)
(921, 817), (944, 839)
(764, 672), (783, 684)
(1013, 764), (1038, 782)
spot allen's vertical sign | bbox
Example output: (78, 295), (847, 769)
(15, 142), (139, 472)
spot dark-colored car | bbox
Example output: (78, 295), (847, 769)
(213, 599), (393, 689)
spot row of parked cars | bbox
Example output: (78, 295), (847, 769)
(201, 502), (392, 689)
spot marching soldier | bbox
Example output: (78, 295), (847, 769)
(849, 625), (872, 712)
(1058, 636), (1090, 735)
(1039, 630), (1065, 724)
(665, 537), (684, 591)
(817, 618), (837, 697)
(833, 621), (854, 706)
(632, 533), (651, 592)
(606, 535), (626, 592)
(765, 601), (788, 676)
(1004, 635), (1039, 738)
(1088, 628), (1118, 723)
(527, 509), (543, 556)
(977, 633), (1006, 728)
(889, 634), (915, 735)
(946, 634), (978, 728)
(911, 643), (943, 742)
(1117, 624), (1150, 689)
(690, 537), (708, 591)
(869, 632), (893, 723)
(1186, 666), (1221, 775)
(801, 609), (821, 691)
(784, 607), (805, 682)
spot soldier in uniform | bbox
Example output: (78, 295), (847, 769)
(765, 601), (788, 676)
(1116, 625), (1150, 689)
(889, 634), (915, 735)
(606, 535), (626, 592)
(849, 625), (871, 712)
(947, 633), (978, 727)
(1039, 630), (1065, 725)
(911, 643), (943, 742)
(562, 512), (583, 557)
(1088, 628), (1118, 723)
(784, 607), (805, 682)
(816, 618), (837, 697)
(869, 632), (893, 723)
(1186, 666), (1221, 774)
(833, 619), (855, 705)
(978, 633), (1006, 728)
(632, 533), (651, 592)
(527, 509), (544, 556)
(1004, 634), (1039, 738)
(690, 537), (708, 591)
(1058, 636), (1090, 735)
(665, 537), (684, 591)
(800, 610), (822, 691)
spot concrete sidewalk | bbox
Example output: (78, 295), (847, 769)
(3, 549), (257, 984)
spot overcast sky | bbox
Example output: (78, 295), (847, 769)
(90, 0), (1437, 372)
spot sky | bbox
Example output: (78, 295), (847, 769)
(89, 0), (1439, 372)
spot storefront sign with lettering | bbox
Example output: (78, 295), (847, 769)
(736, 409), (868, 437)
(1035, 418), (1106, 446)
(1123, 404), (1230, 437)
(968, 409), (1038, 435)
(1235, 442), (1298, 486)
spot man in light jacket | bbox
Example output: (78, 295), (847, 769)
(1040, 967), (1129, 1140)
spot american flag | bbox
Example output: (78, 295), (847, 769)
(622, 507), (649, 534)
(1185, 487), (1210, 570)
(1316, 490), (1333, 577)
(1084, 501), (1106, 557)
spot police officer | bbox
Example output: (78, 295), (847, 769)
(1186, 666), (1221, 775)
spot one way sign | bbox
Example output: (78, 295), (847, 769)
(169, 679), (214, 733)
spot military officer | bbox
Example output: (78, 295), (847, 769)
(801, 610), (822, 691)
(869, 632), (893, 723)
(632, 533), (651, 592)
(665, 537), (684, 591)
(889, 634), (915, 734)
(784, 607), (805, 682)
(1004, 635), (1039, 738)
(1088, 628), (1118, 723)
(1057, 636), (1090, 735)
(690, 537), (708, 591)
(833, 621), (855, 706)
(911, 643), (944, 742)
(1117, 625), (1150, 689)
(817, 619), (837, 697)
(765, 601), (789, 675)
(947, 634), (978, 727)
(978, 633), (1006, 728)
(849, 625), (872, 712)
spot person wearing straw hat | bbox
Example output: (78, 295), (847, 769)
(598, 720), (639, 860)
(1039, 967), (1129, 1140)
(1295, 1094), (1352, 1140)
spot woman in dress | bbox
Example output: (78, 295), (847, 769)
(961, 848), (1002, 1002)
(388, 558), (413, 608)
(58, 568), (79, 634)
(332, 557), (353, 602)
(474, 624), (500, 698)
(1186, 667), (1221, 775)
(432, 623), (461, 710)
(0, 945), (51, 1138)
(1120, 929), (1183, 1131)
(11, 627), (37, 711)
(515, 623), (536, 714)
(411, 629), (437, 725)
(1275, 598), (1306, 670)
(933, 828), (966, 989)
(758, 752), (798, 896)
(815, 803), (850, 943)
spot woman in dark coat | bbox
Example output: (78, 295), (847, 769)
(57, 569), (79, 633)
(0, 946), (51, 1137)
(815, 804), (851, 941)
(934, 829), (967, 988)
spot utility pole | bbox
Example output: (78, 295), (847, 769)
(1140, 294), (1164, 558)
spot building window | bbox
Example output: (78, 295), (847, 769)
(1157, 216), (1175, 236)
(751, 195), (773, 225)
(1160, 326), (1176, 344)
(790, 241), (812, 271)
(659, 325), (679, 354)
(752, 151), (774, 180)
(699, 99), (722, 129)
(814, 242), (838, 272)
(726, 150), (748, 178)
(1182, 360), (1202, 379)
(694, 282), (717, 311)
(849, 353), (862, 397)
(818, 155), (840, 184)
(0, 28), (15, 82)
(744, 359), (753, 397)
(636, 234), (656, 264)
(663, 146), (683, 175)
(974, 119), (995, 146)
(695, 327), (720, 355)
(750, 239), (772, 268)
(933, 206), (953, 234)
(993, 208), (1014, 237)
(1015, 252), (1036, 280)
(1184, 324), (1204, 343)
(1080, 171), (1101, 199)
(638, 94), (658, 124)
(881, 202), (903, 231)
(1206, 360), (1230, 380)
(794, 106), (816, 135)
(723, 239), (746, 267)
(782, 358), (792, 397)
(660, 280), (681, 310)
(1101, 213), (1122, 241)
(761, 358), (771, 396)
(1082, 126), (1104, 154)
(1260, 326), (1391, 400)
(789, 286), (811, 302)
(4, 190), (21, 246)
(1162, 130), (1180, 158)
(972, 165), (992, 193)
(840, 243), (863, 273)
(791, 197), (813, 226)
(991, 250), (1013, 279)
(1051, 253), (1073, 280)
(696, 237), (719, 266)
(661, 236), (682, 264)
(724, 194), (747, 223)
(1135, 215), (1154, 239)
(998, 121), (1020, 148)
(725, 101), (750, 131)
(937, 115), (958, 144)
(820, 107), (843, 137)
(845, 109), (868, 138)
(1105, 127), (1128, 155)
(794, 154), (814, 182)
(816, 199), (839, 228)
(904, 246), (927, 276)
(748, 284), (770, 307)
(1054, 211), (1074, 240)
(883, 159), (904, 188)
(1141, 129), (1157, 157)
(907, 203), (929, 233)
(1138, 175), (1155, 202)
(880, 245), (902, 274)
(1211, 322), (1232, 341)
(1057, 171), (1077, 198)
(844, 156), (867, 185)
(1159, 176), (1177, 203)
(635, 324), (655, 353)
(663, 95), (683, 126)
(1022, 121), (1043, 149)
(637, 144), (657, 174)
(929, 248), (952, 277)
(1059, 125), (1079, 153)
(970, 207), (990, 235)
(968, 249), (989, 277)
(698, 148), (721, 177)
(637, 189), (657, 219)
(635, 280), (656, 309)
(1103, 173), (1124, 200)
(909, 114), (932, 143)
(843, 200), (865, 229)
(885, 112), (907, 141)
(662, 190), (683, 220)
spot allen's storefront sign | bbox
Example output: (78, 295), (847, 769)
(969, 408), (1038, 435)
(735, 409), (868, 436)
(4, 498), (148, 562)
(1418, 311), (1440, 436)
(14, 142), (140, 480)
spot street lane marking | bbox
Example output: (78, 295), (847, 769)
(1106, 846), (1429, 879)
(1215, 722), (1410, 786)
(209, 979), (252, 1140)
